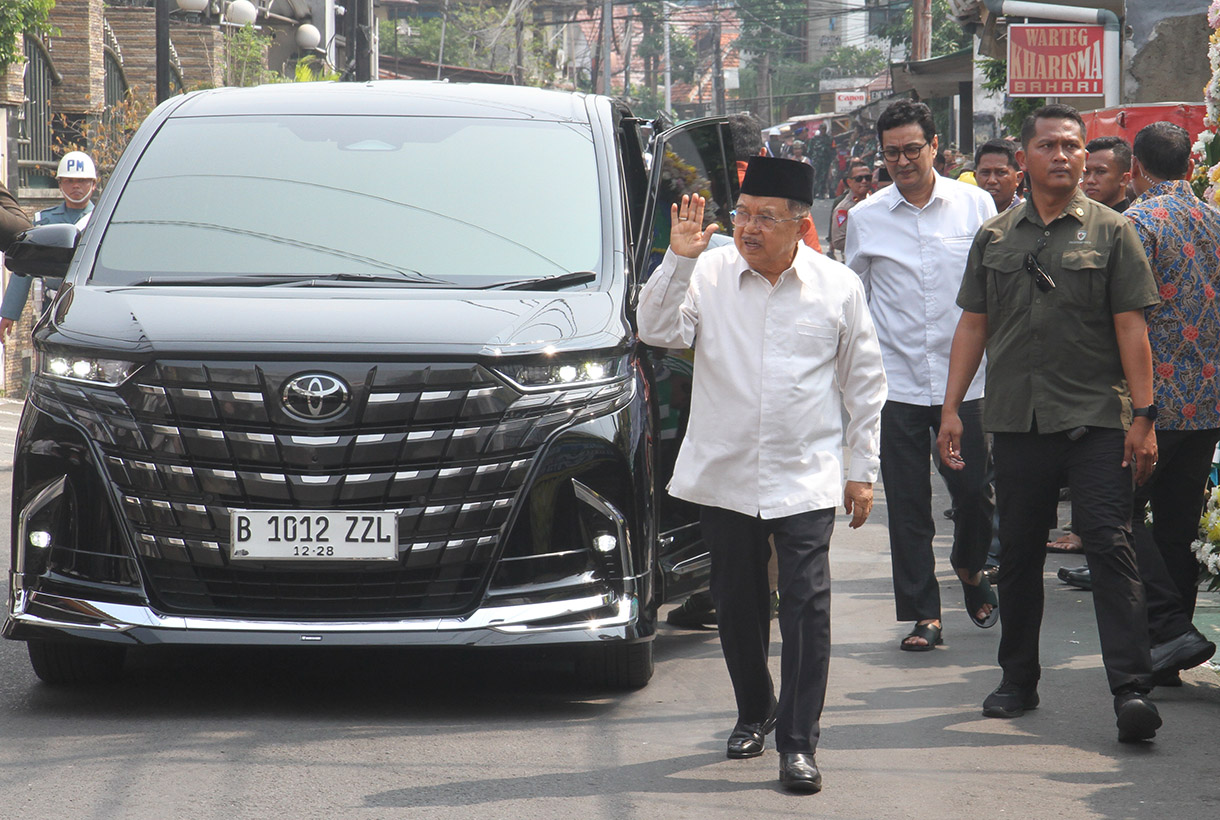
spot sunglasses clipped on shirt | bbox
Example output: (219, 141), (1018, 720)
(1023, 236), (1056, 292)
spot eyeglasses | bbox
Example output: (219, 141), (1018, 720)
(849, 175), (873, 183)
(1023, 236), (1056, 292)
(730, 209), (802, 231)
(881, 142), (929, 162)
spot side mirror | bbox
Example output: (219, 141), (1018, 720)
(5, 223), (79, 279)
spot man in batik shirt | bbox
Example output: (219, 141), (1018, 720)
(1124, 122), (1219, 685)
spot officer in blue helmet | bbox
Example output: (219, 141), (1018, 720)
(0, 151), (97, 338)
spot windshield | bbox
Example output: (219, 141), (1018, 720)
(92, 114), (602, 287)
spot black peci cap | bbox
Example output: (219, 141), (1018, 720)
(740, 156), (814, 205)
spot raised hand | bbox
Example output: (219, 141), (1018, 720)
(669, 193), (721, 259)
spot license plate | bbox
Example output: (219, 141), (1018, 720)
(230, 510), (398, 561)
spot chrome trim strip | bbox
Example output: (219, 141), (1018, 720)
(9, 591), (635, 634)
(571, 479), (634, 579)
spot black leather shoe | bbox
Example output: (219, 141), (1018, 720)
(666, 592), (716, 628)
(778, 753), (822, 793)
(1115, 691), (1161, 742)
(982, 679), (1039, 718)
(1151, 668), (1183, 688)
(1151, 628), (1216, 675)
(1057, 565), (1092, 591)
(726, 703), (778, 759)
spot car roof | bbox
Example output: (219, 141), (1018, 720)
(169, 81), (595, 122)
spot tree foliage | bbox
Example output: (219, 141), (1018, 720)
(812, 46), (886, 80)
(55, 87), (157, 185)
(224, 24), (280, 87)
(877, 0), (970, 57)
(294, 55), (340, 83)
(734, 0), (807, 60)
(379, 5), (517, 74)
(0, 0), (56, 72)
(979, 56), (1043, 138)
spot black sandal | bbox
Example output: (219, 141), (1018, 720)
(900, 622), (943, 651)
(962, 573), (1000, 628)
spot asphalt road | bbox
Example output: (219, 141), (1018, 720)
(0, 388), (1217, 818)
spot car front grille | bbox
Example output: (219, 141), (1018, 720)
(30, 360), (629, 618)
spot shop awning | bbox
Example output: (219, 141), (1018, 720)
(890, 47), (974, 100)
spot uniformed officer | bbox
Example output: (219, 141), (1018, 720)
(0, 151), (97, 338)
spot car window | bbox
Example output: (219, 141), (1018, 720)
(92, 115), (602, 287)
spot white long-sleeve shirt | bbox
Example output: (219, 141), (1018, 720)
(637, 243), (887, 519)
(844, 174), (994, 406)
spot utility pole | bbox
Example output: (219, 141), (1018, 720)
(437, 0), (449, 80)
(622, 11), (632, 96)
(601, 0), (613, 95)
(514, 6), (525, 85)
(912, 0), (932, 62)
(663, 3), (672, 114)
(712, 3), (724, 116)
(155, 0), (170, 104)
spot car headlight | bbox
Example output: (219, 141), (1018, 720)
(494, 354), (628, 391)
(37, 350), (138, 387)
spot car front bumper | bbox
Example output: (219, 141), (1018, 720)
(4, 585), (647, 648)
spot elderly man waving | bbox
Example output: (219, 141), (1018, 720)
(637, 156), (887, 793)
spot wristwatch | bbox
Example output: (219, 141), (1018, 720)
(1132, 404), (1159, 422)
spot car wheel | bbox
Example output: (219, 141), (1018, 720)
(576, 640), (654, 689)
(26, 640), (126, 685)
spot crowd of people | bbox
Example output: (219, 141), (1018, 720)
(646, 99), (1219, 795)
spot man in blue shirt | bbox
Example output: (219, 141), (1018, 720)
(0, 151), (97, 338)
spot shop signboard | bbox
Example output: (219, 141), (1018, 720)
(834, 91), (867, 113)
(1007, 24), (1104, 97)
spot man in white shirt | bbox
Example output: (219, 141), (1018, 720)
(637, 156), (886, 793)
(845, 100), (998, 651)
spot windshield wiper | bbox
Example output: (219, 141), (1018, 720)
(279, 272), (456, 287)
(137, 274), (306, 286)
(136, 272), (454, 287)
(482, 271), (597, 291)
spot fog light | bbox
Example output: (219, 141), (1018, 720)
(593, 533), (617, 553)
(29, 530), (52, 549)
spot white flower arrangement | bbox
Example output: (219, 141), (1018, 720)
(1195, 20), (1220, 205)
(1191, 486), (1220, 591)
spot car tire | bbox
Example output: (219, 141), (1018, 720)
(26, 640), (126, 685)
(576, 640), (654, 689)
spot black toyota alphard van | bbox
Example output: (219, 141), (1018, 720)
(3, 81), (738, 688)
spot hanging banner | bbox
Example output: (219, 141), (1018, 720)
(1007, 24), (1105, 97)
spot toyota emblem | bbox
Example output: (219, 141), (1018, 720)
(281, 373), (350, 421)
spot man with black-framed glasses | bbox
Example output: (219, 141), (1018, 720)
(939, 103), (1163, 742)
(845, 99), (999, 653)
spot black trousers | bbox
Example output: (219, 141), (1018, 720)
(880, 399), (993, 621)
(702, 505), (834, 754)
(992, 427), (1152, 694)
(1133, 427), (1220, 643)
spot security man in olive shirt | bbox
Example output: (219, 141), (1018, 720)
(937, 105), (1164, 743)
